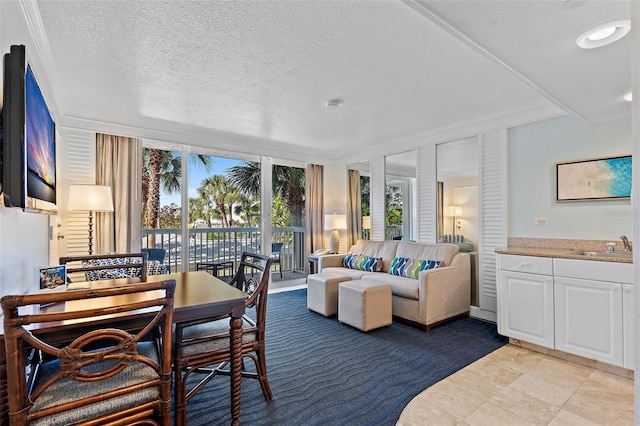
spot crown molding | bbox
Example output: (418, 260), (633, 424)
(19, 0), (63, 119)
(61, 94), (566, 170)
(59, 110), (328, 165)
(336, 97), (567, 166)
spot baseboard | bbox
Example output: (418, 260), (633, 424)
(469, 306), (496, 323)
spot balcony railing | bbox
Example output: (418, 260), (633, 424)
(141, 226), (307, 276)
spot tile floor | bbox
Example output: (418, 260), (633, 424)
(397, 344), (634, 425)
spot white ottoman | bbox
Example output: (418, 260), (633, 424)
(338, 279), (392, 332)
(307, 272), (352, 316)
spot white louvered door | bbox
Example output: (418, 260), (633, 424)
(417, 145), (436, 243)
(57, 127), (97, 258)
(369, 157), (386, 242)
(478, 130), (508, 313)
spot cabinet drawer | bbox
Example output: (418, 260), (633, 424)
(498, 254), (553, 275)
(554, 258), (633, 283)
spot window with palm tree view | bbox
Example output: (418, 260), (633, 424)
(142, 146), (306, 278)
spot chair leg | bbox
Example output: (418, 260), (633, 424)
(255, 347), (273, 400)
(174, 365), (187, 426)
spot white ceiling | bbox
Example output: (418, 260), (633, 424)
(33, 0), (631, 166)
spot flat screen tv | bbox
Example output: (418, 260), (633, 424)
(1, 44), (56, 210)
(25, 63), (56, 205)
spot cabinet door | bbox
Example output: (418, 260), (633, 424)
(554, 277), (623, 366)
(623, 285), (634, 370)
(498, 270), (554, 347)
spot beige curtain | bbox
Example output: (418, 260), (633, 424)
(347, 169), (361, 247)
(305, 164), (324, 268)
(96, 133), (142, 253)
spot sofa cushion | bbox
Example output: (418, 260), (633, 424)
(322, 267), (371, 279)
(395, 241), (459, 266)
(343, 254), (383, 272)
(348, 240), (399, 272)
(361, 272), (420, 300)
(389, 257), (441, 279)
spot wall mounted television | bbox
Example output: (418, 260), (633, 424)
(1, 44), (57, 211)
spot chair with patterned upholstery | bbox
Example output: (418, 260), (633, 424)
(173, 252), (273, 424)
(59, 252), (149, 282)
(1, 279), (176, 426)
(142, 248), (169, 274)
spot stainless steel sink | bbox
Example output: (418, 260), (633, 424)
(568, 251), (633, 259)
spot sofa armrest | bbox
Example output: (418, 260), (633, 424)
(317, 254), (345, 272)
(417, 252), (471, 325)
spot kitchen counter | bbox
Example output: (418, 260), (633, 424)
(495, 237), (633, 263)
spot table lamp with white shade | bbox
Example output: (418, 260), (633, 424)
(445, 205), (462, 235)
(362, 215), (371, 240)
(68, 185), (114, 255)
(324, 213), (347, 254)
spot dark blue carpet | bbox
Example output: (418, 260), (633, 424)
(184, 288), (507, 425)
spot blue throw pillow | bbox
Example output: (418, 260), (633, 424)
(343, 254), (382, 272)
(388, 257), (441, 279)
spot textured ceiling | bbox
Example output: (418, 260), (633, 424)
(34, 0), (631, 165)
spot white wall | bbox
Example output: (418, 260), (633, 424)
(0, 209), (50, 296)
(508, 115), (632, 240)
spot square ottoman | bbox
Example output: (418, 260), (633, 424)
(307, 272), (352, 316)
(338, 279), (392, 332)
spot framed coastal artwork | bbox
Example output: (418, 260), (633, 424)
(555, 155), (632, 202)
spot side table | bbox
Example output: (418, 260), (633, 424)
(308, 254), (320, 275)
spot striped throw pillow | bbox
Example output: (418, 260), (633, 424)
(388, 257), (441, 279)
(343, 254), (382, 272)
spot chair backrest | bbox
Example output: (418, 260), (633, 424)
(271, 242), (283, 259)
(228, 252), (273, 333)
(142, 248), (167, 263)
(59, 252), (148, 281)
(1, 279), (176, 426)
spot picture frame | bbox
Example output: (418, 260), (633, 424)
(555, 155), (632, 202)
(36, 265), (67, 294)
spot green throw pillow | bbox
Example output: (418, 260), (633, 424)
(343, 254), (383, 272)
(388, 257), (441, 279)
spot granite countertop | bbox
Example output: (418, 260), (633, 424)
(495, 238), (633, 264)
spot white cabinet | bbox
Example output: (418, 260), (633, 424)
(623, 284), (634, 370)
(553, 258), (633, 368)
(554, 276), (623, 366)
(497, 254), (634, 369)
(497, 255), (554, 347)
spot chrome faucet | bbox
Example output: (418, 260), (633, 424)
(619, 235), (632, 253)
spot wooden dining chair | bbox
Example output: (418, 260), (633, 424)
(173, 252), (273, 425)
(59, 252), (149, 282)
(1, 279), (175, 426)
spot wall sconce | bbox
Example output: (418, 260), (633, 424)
(324, 213), (347, 254)
(445, 205), (462, 235)
(68, 185), (114, 255)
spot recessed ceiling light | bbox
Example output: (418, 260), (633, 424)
(326, 99), (343, 110)
(576, 20), (630, 49)
(624, 91), (632, 102)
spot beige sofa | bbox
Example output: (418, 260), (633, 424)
(317, 240), (470, 331)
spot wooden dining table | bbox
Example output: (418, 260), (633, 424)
(0, 271), (247, 426)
